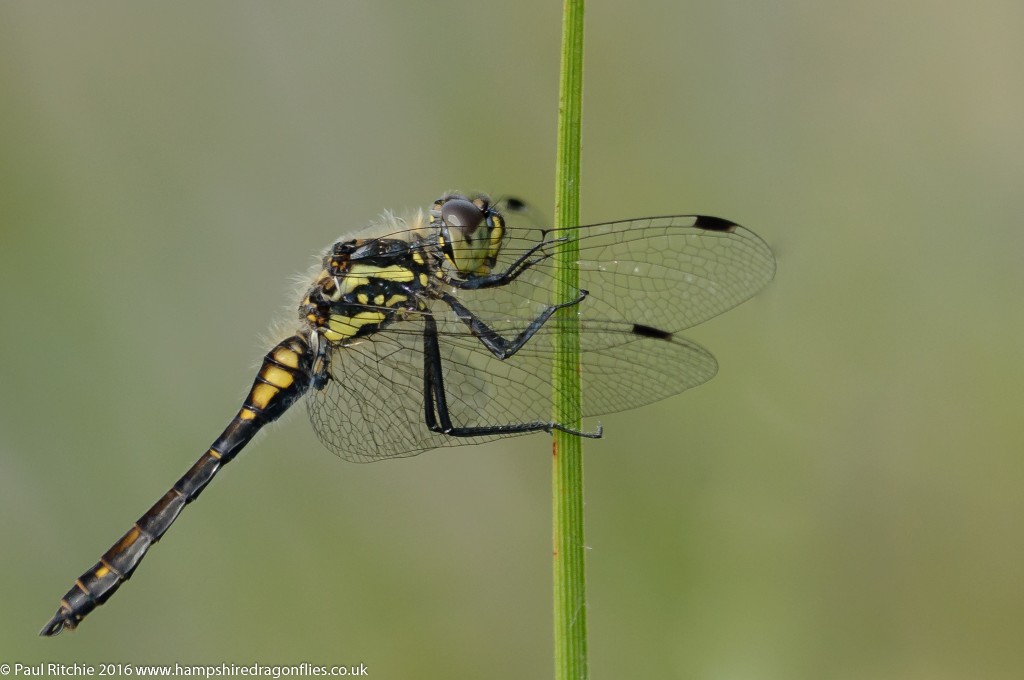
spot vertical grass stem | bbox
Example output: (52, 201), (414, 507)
(552, 1), (587, 678)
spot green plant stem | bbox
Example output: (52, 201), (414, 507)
(552, 0), (586, 679)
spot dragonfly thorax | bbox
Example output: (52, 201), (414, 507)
(299, 237), (432, 346)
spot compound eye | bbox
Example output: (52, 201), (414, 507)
(440, 198), (485, 233)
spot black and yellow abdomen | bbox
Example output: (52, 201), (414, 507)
(39, 335), (315, 636)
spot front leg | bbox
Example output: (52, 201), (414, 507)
(451, 236), (567, 290)
(438, 289), (586, 360)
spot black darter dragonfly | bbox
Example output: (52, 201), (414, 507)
(41, 193), (775, 635)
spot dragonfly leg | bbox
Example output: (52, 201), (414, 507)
(438, 289), (587, 361)
(420, 313), (601, 439)
(451, 236), (568, 290)
(308, 330), (332, 391)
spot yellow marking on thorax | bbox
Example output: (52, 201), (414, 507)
(349, 263), (416, 282)
(357, 293), (369, 305)
(419, 273), (428, 286)
(330, 263), (417, 301)
(384, 293), (407, 307)
(338, 274), (370, 293)
(328, 310), (386, 338)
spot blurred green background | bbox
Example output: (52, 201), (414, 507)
(2, 1), (1022, 677)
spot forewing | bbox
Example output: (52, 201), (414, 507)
(495, 215), (776, 336)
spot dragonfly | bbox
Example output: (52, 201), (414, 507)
(40, 192), (775, 635)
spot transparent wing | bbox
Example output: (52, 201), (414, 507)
(306, 210), (773, 462)
(429, 317), (720, 424)
(425, 212), (774, 355)
(495, 213), (776, 338)
(344, 211), (774, 343)
(306, 306), (718, 463)
(306, 326), (442, 463)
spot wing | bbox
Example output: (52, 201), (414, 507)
(496, 213), (776, 337)
(306, 305), (718, 463)
(407, 213), (775, 355)
(305, 209), (773, 462)
(325, 209), (774, 341)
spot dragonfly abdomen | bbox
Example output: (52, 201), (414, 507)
(40, 335), (315, 635)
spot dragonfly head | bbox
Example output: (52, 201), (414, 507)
(433, 194), (505, 277)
